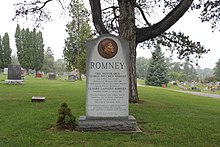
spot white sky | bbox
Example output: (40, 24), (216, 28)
(0, 1), (219, 69)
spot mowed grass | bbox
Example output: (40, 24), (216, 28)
(0, 74), (220, 146)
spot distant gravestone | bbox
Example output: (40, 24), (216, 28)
(68, 74), (77, 81)
(48, 73), (56, 80)
(78, 34), (137, 131)
(3, 68), (8, 75)
(5, 65), (23, 84)
(211, 88), (216, 92)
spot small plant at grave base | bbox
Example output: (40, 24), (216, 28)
(56, 102), (76, 130)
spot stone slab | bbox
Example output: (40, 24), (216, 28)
(5, 80), (24, 84)
(78, 115), (137, 131)
(32, 96), (45, 102)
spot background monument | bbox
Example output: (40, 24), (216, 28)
(78, 34), (137, 131)
(5, 64), (23, 84)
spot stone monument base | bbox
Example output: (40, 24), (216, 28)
(5, 80), (24, 84)
(78, 115), (137, 131)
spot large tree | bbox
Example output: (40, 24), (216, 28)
(13, 0), (219, 102)
(63, 0), (91, 80)
(0, 33), (12, 69)
(33, 30), (44, 72)
(15, 24), (44, 73)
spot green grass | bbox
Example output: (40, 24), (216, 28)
(0, 74), (220, 146)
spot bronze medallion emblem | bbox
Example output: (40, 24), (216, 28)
(98, 38), (118, 59)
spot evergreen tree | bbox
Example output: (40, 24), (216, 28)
(146, 44), (169, 86)
(214, 59), (220, 81)
(1, 33), (12, 68)
(33, 30), (44, 72)
(63, 0), (91, 79)
(15, 24), (44, 73)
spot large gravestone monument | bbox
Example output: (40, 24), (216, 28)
(78, 34), (137, 131)
(5, 64), (23, 84)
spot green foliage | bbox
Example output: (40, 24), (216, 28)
(41, 47), (54, 73)
(182, 61), (197, 81)
(63, 0), (91, 78)
(214, 59), (220, 81)
(56, 102), (76, 130)
(0, 33), (12, 69)
(168, 61), (198, 82)
(146, 44), (169, 86)
(204, 76), (218, 83)
(15, 24), (44, 72)
(53, 59), (66, 74)
(33, 30), (44, 72)
(136, 57), (149, 79)
(197, 66), (214, 82)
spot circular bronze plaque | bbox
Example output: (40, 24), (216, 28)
(98, 38), (118, 59)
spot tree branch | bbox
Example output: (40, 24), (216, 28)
(136, 0), (193, 43)
(89, 0), (109, 35)
(135, 3), (151, 26)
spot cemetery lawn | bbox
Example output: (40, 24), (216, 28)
(0, 75), (220, 146)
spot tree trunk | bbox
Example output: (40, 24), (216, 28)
(78, 70), (82, 80)
(118, 0), (139, 103)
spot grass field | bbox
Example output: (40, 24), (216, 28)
(0, 74), (220, 146)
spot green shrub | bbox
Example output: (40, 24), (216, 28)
(56, 102), (76, 130)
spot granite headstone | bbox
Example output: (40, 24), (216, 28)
(5, 65), (23, 84)
(8, 65), (22, 80)
(78, 34), (137, 131)
(48, 73), (56, 80)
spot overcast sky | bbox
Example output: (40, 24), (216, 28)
(0, 1), (219, 69)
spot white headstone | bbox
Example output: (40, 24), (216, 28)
(3, 68), (8, 75)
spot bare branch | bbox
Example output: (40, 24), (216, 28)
(12, 0), (68, 27)
(135, 4), (151, 26)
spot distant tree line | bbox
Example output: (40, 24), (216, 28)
(137, 53), (220, 84)
(136, 44), (218, 85)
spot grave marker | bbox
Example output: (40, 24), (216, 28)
(5, 64), (23, 84)
(78, 34), (137, 131)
